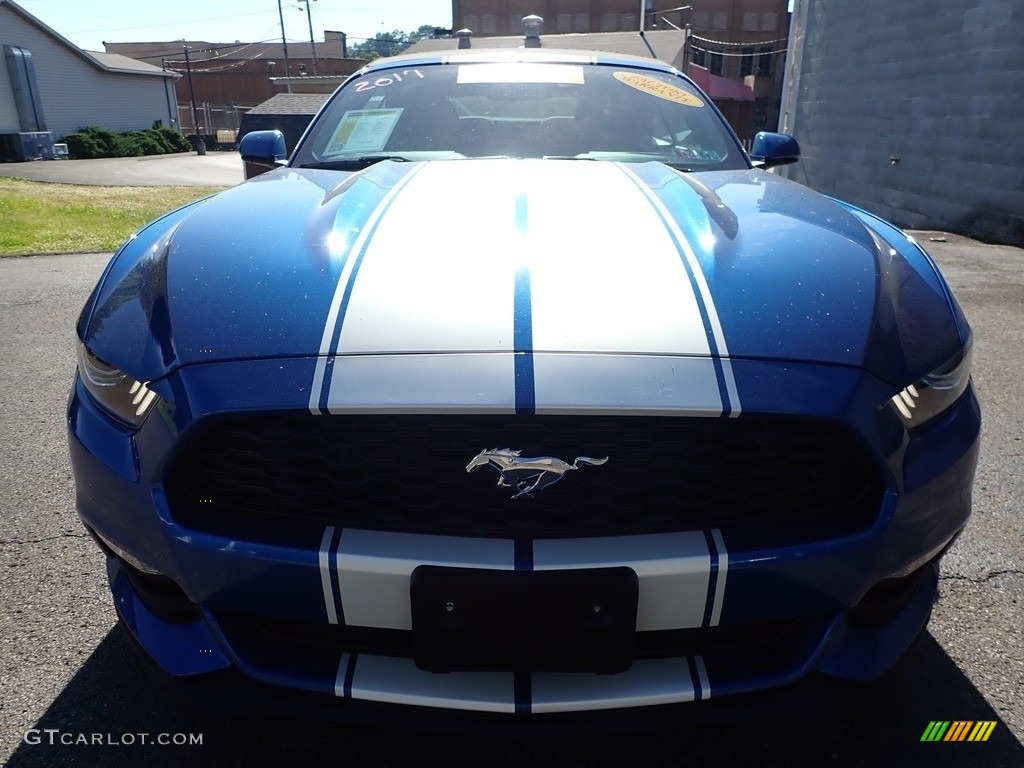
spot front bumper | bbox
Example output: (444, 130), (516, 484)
(68, 356), (981, 720)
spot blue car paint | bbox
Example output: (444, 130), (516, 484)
(81, 162), (960, 389)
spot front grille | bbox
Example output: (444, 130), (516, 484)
(165, 413), (882, 541)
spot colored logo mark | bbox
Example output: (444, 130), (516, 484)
(920, 721), (997, 742)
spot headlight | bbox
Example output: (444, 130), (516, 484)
(76, 342), (160, 427)
(889, 339), (972, 428)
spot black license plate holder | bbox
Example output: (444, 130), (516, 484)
(410, 565), (638, 673)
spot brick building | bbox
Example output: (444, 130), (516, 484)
(451, 1), (790, 135)
(105, 35), (364, 140)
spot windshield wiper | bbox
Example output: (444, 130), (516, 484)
(299, 155), (411, 170)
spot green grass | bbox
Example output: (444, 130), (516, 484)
(0, 178), (227, 256)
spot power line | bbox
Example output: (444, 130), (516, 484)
(164, 55), (268, 74)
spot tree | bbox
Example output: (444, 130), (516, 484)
(349, 25), (447, 61)
(349, 30), (407, 61)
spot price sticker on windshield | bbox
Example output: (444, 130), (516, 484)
(613, 72), (704, 108)
(325, 108), (403, 155)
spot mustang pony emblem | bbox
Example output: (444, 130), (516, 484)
(466, 449), (609, 499)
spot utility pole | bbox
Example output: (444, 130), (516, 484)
(277, 0), (291, 76)
(182, 45), (205, 155)
(302, 0), (318, 75)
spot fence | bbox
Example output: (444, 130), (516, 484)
(176, 103), (252, 149)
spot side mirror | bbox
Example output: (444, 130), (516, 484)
(750, 132), (800, 169)
(239, 130), (288, 179)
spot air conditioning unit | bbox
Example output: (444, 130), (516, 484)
(0, 131), (54, 161)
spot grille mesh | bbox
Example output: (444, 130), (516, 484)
(166, 413), (882, 541)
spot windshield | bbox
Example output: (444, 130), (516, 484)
(293, 60), (748, 171)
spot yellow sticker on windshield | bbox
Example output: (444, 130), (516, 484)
(614, 72), (704, 107)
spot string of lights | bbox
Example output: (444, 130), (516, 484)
(689, 45), (789, 57)
(689, 34), (789, 47)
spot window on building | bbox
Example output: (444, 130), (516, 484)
(712, 12), (728, 30)
(557, 13), (571, 33)
(694, 11), (710, 29)
(464, 14), (477, 32)
(602, 13), (617, 32)
(621, 13), (636, 31)
(692, 47), (706, 67)
(740, 47), (755, 77)
(575, 13), (590, 32)
(743, 12), (758, 31)
(482, 14), (497, 34)
(710, 53), (724, 75)
(762, 12), (778, 32)
(757, 47), (772, 77)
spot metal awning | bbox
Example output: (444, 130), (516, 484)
(686, 63), (754, 101)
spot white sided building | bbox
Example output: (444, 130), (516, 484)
(0, 0), (178, 160)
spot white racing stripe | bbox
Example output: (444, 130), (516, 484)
(335, 530), (514, 630)
(325, 353), (517, 414)
(525, 161), (711, 356)
(615, 162), (742, 416)
(334, 651), (351, 697)
(309, 162), (428, 414)
(319, 526), (338, 624)
(325, 528), (728, 633)
(694, 655), (711, 700)
(324, 525), (731, 713)
(531, 353), (724, 416)
(310, 159), (730, 416)
(531, 657), (696, 713)
(335, 654), (702, 713)
(332, 160), (716, 359)
(348, 655), (516, 713)
(533, 533), (713, 631)
(334, 161), (522, 355)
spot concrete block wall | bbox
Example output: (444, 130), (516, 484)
(781, 0), (1023, 246)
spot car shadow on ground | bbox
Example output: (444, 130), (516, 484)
(6, 627), (1022, 768)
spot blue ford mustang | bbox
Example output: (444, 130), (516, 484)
(68, 45), (979, 725)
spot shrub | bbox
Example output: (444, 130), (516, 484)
(82, 126), (126, 156)
(113, 134), (143, 157)
(60, 125), (193, 159)
(145, 129), (175, 154)
(125, 130), (164, 156)
(155, 126), (192, 153)
(63, 131), (104, 159)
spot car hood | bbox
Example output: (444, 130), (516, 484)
(81, 159), (959, 386)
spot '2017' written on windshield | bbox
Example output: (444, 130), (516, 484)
(353, 70), (425, 92)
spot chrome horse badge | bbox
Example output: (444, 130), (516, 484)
(466, 449), (609, 499)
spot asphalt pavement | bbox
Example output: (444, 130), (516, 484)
(0, 150), (244, 187)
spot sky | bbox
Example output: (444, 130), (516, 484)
(16, 0), (455, 51)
